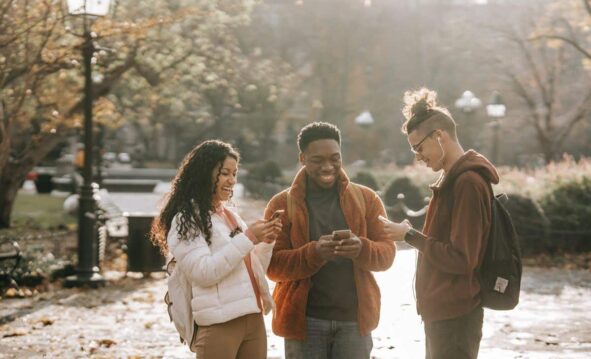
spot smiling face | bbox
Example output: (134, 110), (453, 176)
(300, 138), (342, 189)
(211, 156), (238, 206)
(408, 128), (444, 172)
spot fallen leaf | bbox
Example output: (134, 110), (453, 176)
(38, 317), (54, 326)
(5, 288), (22, 298)
(3, 328), (29, 337)
(98, 339), (116, 348)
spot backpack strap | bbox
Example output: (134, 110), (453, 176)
(445, 172), (495, 212)
(286, 189), (295, 225)
(349, 183), (366, 217)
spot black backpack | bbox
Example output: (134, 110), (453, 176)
(447, 178), (522, 310)
(478, 193), (522, 310)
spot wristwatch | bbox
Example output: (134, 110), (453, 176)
(404, 227), (419, 242)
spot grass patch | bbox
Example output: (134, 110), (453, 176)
(12, 193), (76, 229)
(142, 160), (176, 169)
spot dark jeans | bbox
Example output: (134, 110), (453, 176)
(424, 306), (484, 359)
(285, 316), (373, 359)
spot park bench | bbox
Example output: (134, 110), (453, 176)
(0, 240), (22, 289)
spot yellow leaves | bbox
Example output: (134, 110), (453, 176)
(94, 97), (121, 128)
(92, 6), (202, 41)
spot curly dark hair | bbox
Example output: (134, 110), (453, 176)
(150, 140), (240, 254)
(297, 122), (341, 152)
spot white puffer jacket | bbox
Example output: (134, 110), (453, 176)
(167, 209), (275, 326)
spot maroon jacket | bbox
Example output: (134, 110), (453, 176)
(405, 150), (499, 322)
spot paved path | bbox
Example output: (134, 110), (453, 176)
(2, 249), (590, 358)
(1, 198), (590, 358)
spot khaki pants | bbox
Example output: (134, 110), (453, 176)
(192, 313), (266, 359)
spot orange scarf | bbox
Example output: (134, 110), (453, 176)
(217, 207), (263, 312)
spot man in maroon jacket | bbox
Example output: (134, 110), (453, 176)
(383, 88), (499, 359)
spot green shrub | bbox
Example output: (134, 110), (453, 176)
(383, 177), (427, 228)
(383, 177), (424, 208)
(541, 177), (591, 252)
(504, 193), (550, 255)
(246, 160), (283, 183)
(242, 160), (284, 200)
(352, 171), (379, 190)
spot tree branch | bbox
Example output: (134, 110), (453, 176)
(529, 34), (591, 61)
(555, 90), (591, 147)
(583, 0), (591, 17)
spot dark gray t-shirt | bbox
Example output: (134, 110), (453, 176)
(305, 183), (358, 321)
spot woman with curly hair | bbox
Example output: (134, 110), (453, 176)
(151, 140), (281, 358)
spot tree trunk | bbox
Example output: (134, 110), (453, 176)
(543, 147), (556, 164)
(0, 164), (28, 228)
(0, 131), (66, 228)
(0, 114), (10, 180)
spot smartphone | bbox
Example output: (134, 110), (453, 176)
(269, 209), (285, 221)
(332, 229), (352, 241)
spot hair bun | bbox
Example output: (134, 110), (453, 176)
(402, 88), (438, 120)
(411, 98), (431, 117)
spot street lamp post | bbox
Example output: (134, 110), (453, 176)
(64, 0), (111, 288)
(486, 91), (506, 164)
(454, 90), (482, 150)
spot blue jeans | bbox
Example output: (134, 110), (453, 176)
(284, 316), (373, 359)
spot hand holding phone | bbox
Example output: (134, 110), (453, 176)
(269, 209), (285, 221)
(316, 234), (338, 261)
(332, 229), (352, 241)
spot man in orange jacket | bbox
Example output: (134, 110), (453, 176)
(383, 88), (499, 359)
(264, 122), (396, 359)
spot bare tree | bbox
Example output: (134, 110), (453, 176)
(496, 21), (591, 163)
(529, 0), (591, 61)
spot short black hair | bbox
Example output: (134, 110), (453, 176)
(297, 122), (341, 152)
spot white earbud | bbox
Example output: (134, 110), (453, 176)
(436, 135), (445, 166)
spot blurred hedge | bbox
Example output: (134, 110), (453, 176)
(242, 160), (286, 200)
(240, 157), (591, 254)
(370, 156), (591, 254)
(351, 171), (379, 191)
(541, 177), (591, 252)
(504, 193), (550, 255)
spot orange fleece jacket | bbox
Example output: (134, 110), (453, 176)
(264, 168), (396, 340)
